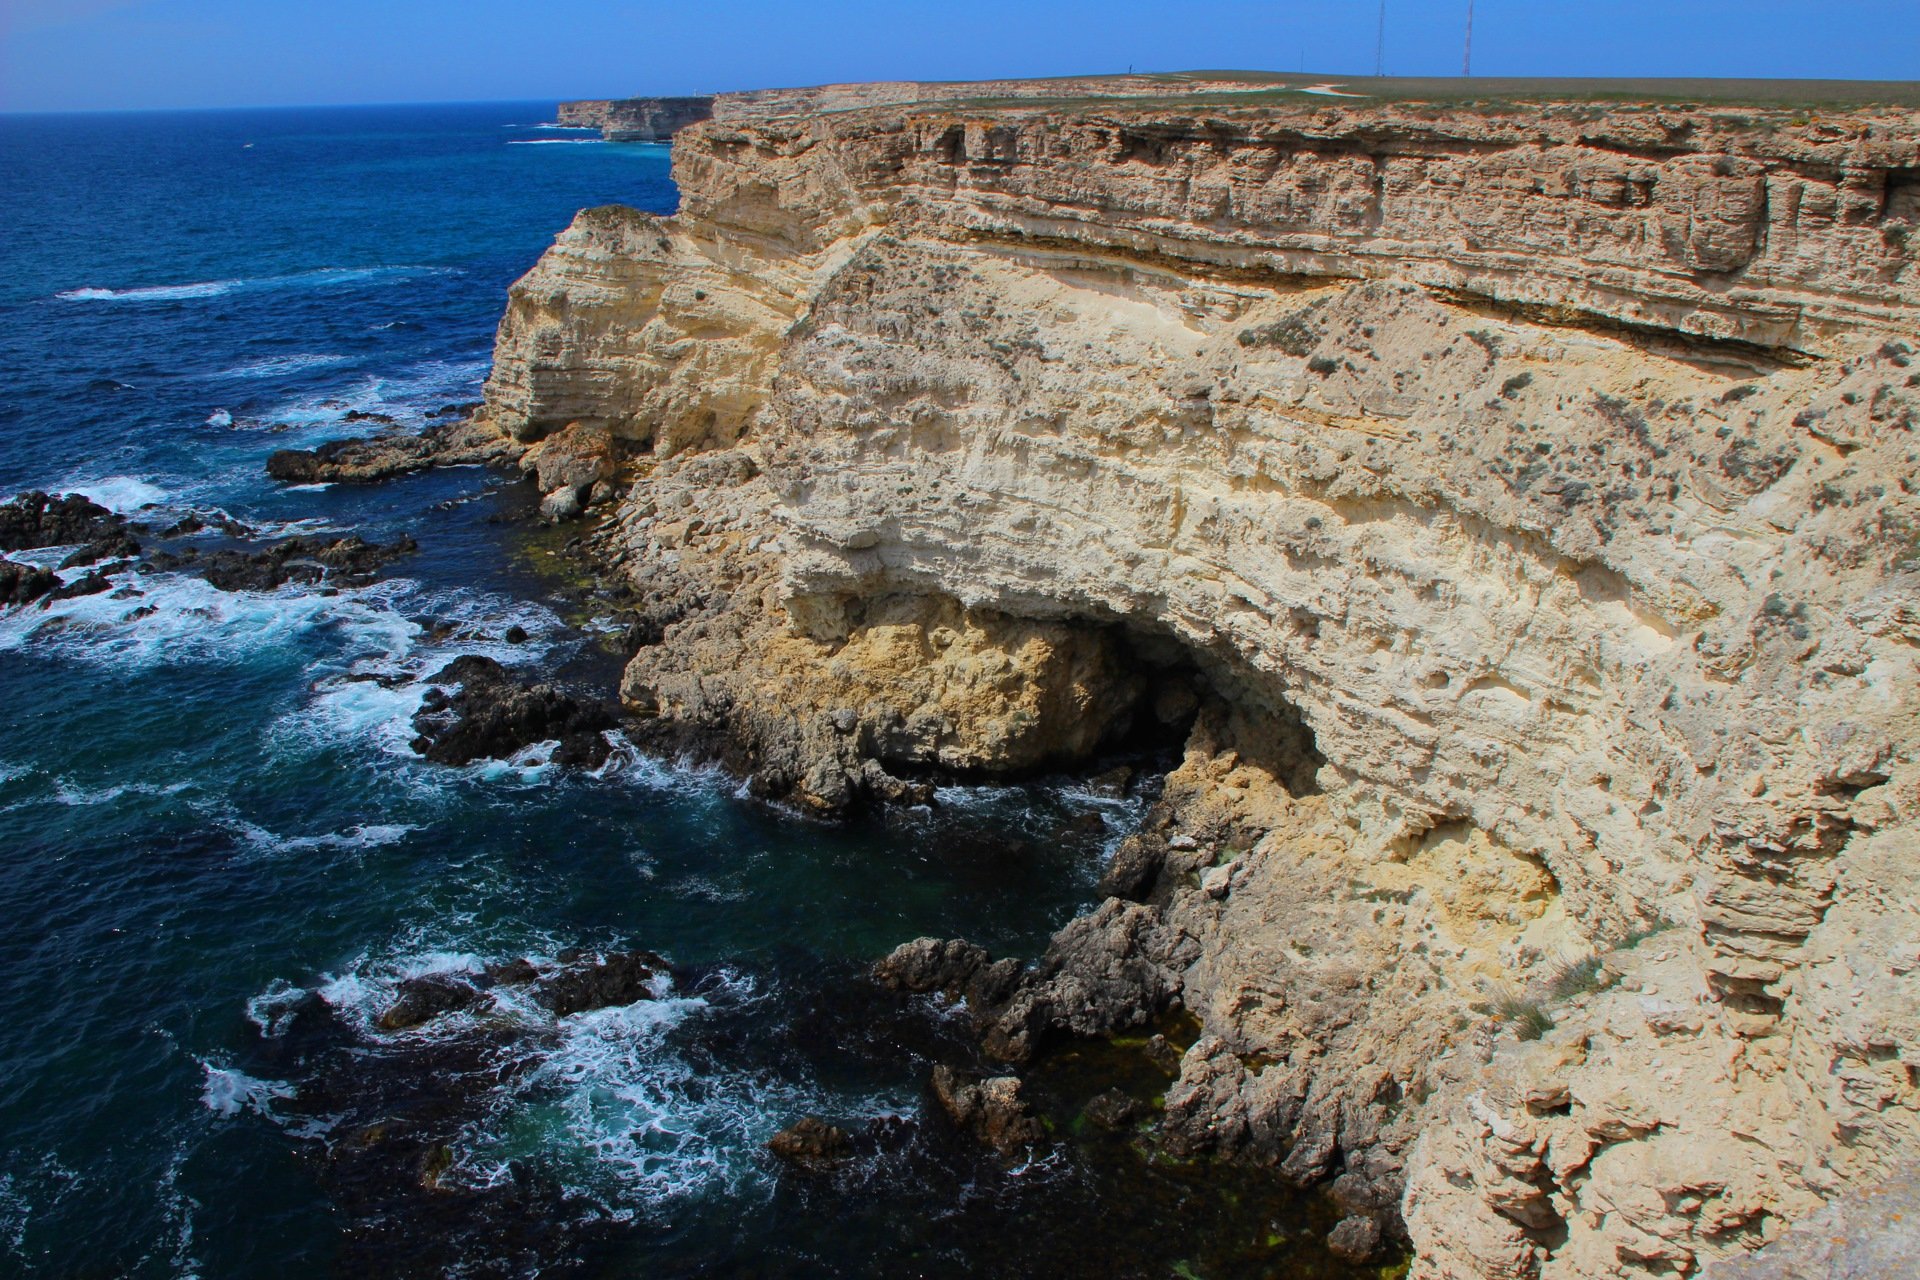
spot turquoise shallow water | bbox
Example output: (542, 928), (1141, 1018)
(0, 104), (1372, 1279)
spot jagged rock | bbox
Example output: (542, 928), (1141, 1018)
(767, 1116), (854, 1166)
(265, 418), (515, 484)
(195, 534), (416, 592)
(409, 655), (617, 768)
(929, 1066), (1044, 1156)
(534, 949), (664, 1016)
(0, 491), (129, 551)
(874, 937), (988, 997)
(979, 898), (1190, 1063)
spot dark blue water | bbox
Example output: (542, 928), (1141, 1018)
(0, 104), (1365, 1280)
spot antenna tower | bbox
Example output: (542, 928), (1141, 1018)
(1463, 0), (1475, 76)
(1375, 1), (1386, 77)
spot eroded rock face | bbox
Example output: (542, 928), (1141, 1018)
(479, 81), (1920, 1280)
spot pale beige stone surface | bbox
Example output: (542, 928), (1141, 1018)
(480, 83), (1920, 1277)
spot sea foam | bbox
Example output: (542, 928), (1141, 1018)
(54, 266), (457, 304)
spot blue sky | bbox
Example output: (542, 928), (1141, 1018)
(2, 1), (1913, 112)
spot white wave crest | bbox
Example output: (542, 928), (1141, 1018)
(506, 139), (609, 146)
(229, 818), (418, 856)
(59, 475), (169, 512)
(261, 356), (491, 432)
(53, 266), (459, 304)
(199, 1062), (295, 1118)
(0, 570), (418, 670)
(213, 354), (352, 380)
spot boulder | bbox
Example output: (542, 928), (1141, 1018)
(1326, 1214), (1382, 1262)
(1081, 1088), (1143, 1131)
(930, 1066), (1045, 1156)
(0, 561), (57, 607)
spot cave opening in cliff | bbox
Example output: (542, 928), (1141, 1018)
(1107, 619), (1325, 800)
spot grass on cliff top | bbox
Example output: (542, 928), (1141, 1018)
(922, 69), (1920, 114)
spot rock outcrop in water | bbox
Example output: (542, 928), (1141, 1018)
(479, 75), (1920, 1278)
(409, 654), (618, 768)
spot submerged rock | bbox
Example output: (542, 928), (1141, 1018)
(408, 654), (618, 768)
(1081, 1088), (1143, 1132)
(376, 974), (487, 1031)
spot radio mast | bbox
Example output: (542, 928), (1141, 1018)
(1375, 1), (1386, 77)
(1463, 0), (1475, 76)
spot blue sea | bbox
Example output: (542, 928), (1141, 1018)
(0, 104), (1365, 1278)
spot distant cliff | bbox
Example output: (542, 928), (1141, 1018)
(556, 95), (714, 141)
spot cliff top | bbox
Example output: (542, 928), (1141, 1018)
(576, 70), (1920, 122)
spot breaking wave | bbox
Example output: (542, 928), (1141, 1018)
(54, 266), (458, 304)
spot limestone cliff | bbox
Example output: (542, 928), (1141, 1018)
(556, 95), (714, 140)
(483, 81), (1920, 1279)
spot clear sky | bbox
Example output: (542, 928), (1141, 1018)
(1, 0), (1914, 113)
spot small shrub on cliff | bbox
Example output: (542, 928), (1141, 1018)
(1500, 372), (1534, 398)
(1492, 991), (1554, 1041)
(1544, 955), (1610, 1002)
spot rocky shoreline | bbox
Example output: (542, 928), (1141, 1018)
(205, 72), (1920, 1278)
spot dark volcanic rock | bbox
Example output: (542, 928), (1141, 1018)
(0, 491), (130, 552)
(408, 655), (618, 768)
(376, 974), (487, 1031)
(59, 532), (141, 568)
(266, 419), (515, 485)
(197, 534), (417, 592)
(929, 1065), (1045, 1156)
(534, 949), (666, 1016)
(0, 561), (57, 607)
(767, 1116), (854, 1166)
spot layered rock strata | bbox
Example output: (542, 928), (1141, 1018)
(481, 82), (1920, 1279)
(556, 95), (714, 140)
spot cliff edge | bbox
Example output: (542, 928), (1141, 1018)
(484, 76), (1920, 1278)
